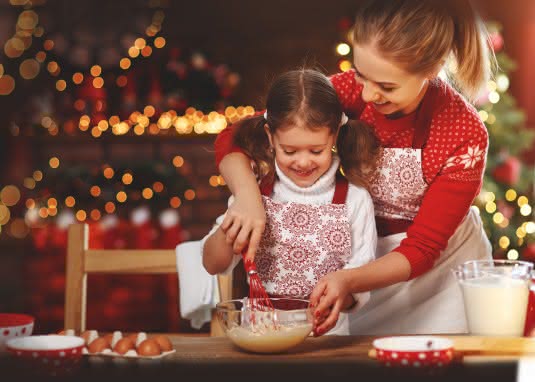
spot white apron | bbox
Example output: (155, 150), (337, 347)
(257, 176), (351, 335)
(350, 95), (492, 335)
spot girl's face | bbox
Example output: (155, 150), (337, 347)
(353, 43), (431, 116)
(266, 124), (335, 188)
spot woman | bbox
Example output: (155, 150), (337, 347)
(213, 0), (494, 335)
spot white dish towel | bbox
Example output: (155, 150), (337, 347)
(176, 240), (220, 329)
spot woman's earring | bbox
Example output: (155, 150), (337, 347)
(331, 145), (337, 153)
(269, 146), (275, 154)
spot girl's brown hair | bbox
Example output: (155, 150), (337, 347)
(352, 0), (496, 100)
(233, 69), (379, 188)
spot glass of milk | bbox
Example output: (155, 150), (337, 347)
(453, 260), (533, 336)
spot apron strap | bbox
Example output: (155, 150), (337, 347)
(332, 172), (349, 204)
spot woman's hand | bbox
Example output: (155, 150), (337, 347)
(220, 193), (266, 262)
(310, 269), (355, 336)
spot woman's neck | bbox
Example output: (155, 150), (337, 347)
(384, 79), (431, 120)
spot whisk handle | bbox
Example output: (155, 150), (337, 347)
(243, 258), (257, 274)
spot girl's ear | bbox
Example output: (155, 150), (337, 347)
(264, 124), (274, 148)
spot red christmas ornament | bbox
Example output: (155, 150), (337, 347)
(489, 32), (504, 52)
(492, 156), (521, 186)
(337, 17), (353, 32)
(497, 200), (514, 220)
(523, 243), (535, 262)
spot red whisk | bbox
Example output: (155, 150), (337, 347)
(242, 255), (275, 312)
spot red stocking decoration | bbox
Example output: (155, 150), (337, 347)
(492, 156), (521, 186)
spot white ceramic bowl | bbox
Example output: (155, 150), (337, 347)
(6, 335), (85, 376)
(373, 336), (454, 367)
(0, 313), (34, 352)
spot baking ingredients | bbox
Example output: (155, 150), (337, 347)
(153, 335), (173, 352)
(88, 337), (111, 353)
(226, 323), (312, 353)
(460, 275), (529, 336)
(137, 339), (162, 356)
(113, 338), (135, 355)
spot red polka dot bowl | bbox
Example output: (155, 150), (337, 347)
(373, 336), (454, 368)
(6, 335), (85, 376)
(0, 313), (34, 352)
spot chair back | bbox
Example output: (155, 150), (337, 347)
(64, 223), (232, 336)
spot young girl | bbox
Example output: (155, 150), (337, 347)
(213, 0), (495, 336)
(202, 69), (379, 334)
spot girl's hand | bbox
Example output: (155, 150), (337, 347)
(310, 269), (354, 336)
(220, 193), (266, 262)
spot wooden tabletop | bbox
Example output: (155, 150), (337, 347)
(2, 334), (524, 382)
(166, 334), (378, 363)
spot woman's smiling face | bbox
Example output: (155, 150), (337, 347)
(353, 43), (431, 116)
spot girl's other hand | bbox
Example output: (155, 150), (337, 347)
(221, 194), (266, 262)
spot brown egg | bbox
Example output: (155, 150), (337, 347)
(88, 337), (111, 354)
(113, 338), (135, 355)
(152, 335), (173, 352)
(80, 330), (92, 345)
(103, 333), (114, 343)
(126, 333), (139, 343)
(57, 330), (66, 335)
(137, 339), (162, 356)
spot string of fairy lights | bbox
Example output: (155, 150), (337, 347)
(0, 1), (258, 238)
(0, 103), (259, 239)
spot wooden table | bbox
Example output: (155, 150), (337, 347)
(1, 335), (522, 382)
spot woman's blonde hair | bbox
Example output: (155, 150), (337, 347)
(353, 0), (497, 100)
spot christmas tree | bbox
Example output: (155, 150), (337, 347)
(472, 23), (535, 262)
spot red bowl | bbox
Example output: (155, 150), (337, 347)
(6, 335), (85, 376)
(373, 336), (454, 368)
(0, 313), (34, 352)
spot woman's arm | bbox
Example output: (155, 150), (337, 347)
(311, 251), (411, 335)
(217, 153), (266, 262)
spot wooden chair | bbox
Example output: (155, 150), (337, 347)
(64, 223), (232, 336)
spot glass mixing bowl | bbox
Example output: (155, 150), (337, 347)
(216, 298), (313, 354)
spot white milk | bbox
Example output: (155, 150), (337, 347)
(226, 323), (312, 353)
(460, 275), (529, 336)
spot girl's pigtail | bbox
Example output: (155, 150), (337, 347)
(336, 120), (380, 189)
(232, 115), (275, 184)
